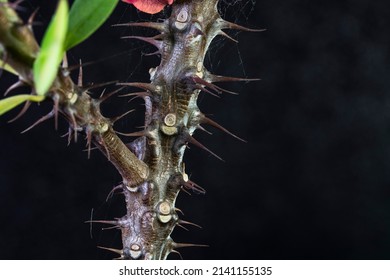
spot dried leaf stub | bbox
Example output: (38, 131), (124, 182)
(122, 0), (173, 14)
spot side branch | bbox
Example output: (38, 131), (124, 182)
(0, 3), (149, 187)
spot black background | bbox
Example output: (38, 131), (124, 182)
(1, 0), (390, 259)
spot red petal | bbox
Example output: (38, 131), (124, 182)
(122, 0), (173, 14)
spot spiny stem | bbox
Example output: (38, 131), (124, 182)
(0, 0), (258, 260)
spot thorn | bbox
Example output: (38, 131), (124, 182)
(85, 220), (119, 226)
(60, 128), (69, 145)
(113, 21), (166, 32)
(218, 30), (238, 43)
(97, 246), (123, 256)
(193, 76), (238, 95)
(69, 112), (78, 142)
(82, 146), (99, 153)
(89, 208), (94, 239)
(181, 187), (192, 196)
(111, 109), (135, 124)
(66, 127), (72, 146)
(197, 125), (212, 135)
(186, 134), (224, 162)
(9, 0), (26, 11)
(206, 73), (260, 83)
(183, 180), (206, 194)
(200, 115), (247, 143)
(68, 61), (94, 72)
(178, 219), (202, 229)
(193, 76), (220, 93)
(176, 223), (189, 231)
(121, 36), (162, 50)
(85, 129), (92, 159)
(115, 130), (147, 137)
(98, 86), (125, 103)
(143, 50), (161, 57)
(53, 94), (59, 130)
(192, 76), (222, 94)
(101, 225), (121, 231)
(172, 242), (209, 249)
(170, 250), (183, 260)
(21, 110), (54, 134)
(220, 19), (266, 32)
(117, 82), (156, 93)
(8, 101), (31, 123)
(78, 59), (83, 87)
(175, 207), (184, 216)
(106, 184), (123, 202)
(194, 85), (220, 98)
(27, 8), (39, 30)
(99, 88), (106, 99)
(119, 91), (151, 101)
(4, 80), (25, 96)
(62, 53), (68, 69)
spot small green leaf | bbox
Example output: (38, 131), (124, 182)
(0, 59), (18, 75)
(33, 0), (69, 96)
(0, 95), (45, 116)
(65, 0), (118, 50)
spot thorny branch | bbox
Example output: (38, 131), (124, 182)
(0, 0), (260, 259)
(0, 2), (149, 187)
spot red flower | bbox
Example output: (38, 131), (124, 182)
(122, 0), (174, 14)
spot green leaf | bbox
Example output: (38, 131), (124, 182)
(0, 95), (45, 116)
(65, 0), (118, 50)
(33, 0), (69, 96)
(0, 59), (18, 75)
